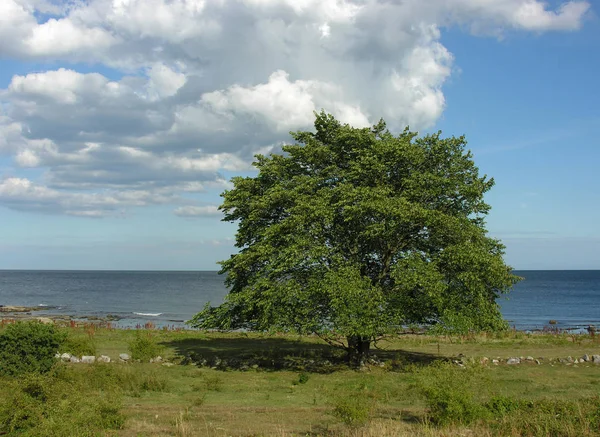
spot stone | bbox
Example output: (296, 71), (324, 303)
(154, 356), (163, 363)
(535, 359), (541, 365)
(61, 353), (72, 361)
(582, 354), (591, 362)
(506, 357), (521, 365)
(162, 362), (174, 367)
(592, 355), (600, 363)
(567, 356), (574, 363)
(55, 353), (61, 359)
(70, 356), (81, 363)
(98, 355), (111, 363)
(492, 359), (499, 365)
(480, 357), (489, 365)
(526, 356), (534, 361)
(119, 353), (131, 362)
(574, 359), (580, 364)
(81, 356), (96, 364)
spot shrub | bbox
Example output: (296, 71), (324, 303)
(61, 334), (96, 357)
(292, 372), (310, 385)
(128, 332), (162, 362)
(416, 361), (489, 426)
(0, 372), (125, 436)
(332, 395), (374, 427)
(0, 321), (66, 376)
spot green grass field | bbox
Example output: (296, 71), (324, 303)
(1, 324), (600, 436)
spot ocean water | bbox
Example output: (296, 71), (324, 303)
(0, 270), (226, 328)
(1, 270), (599, 330)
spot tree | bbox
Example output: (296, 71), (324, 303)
(190, 112), (520, 363)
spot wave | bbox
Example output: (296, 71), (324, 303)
(133, 312), (162, 317)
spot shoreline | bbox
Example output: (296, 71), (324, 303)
(0, 306), (595, 334)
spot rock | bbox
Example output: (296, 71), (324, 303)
(119, 353), (131, 362)
(506, 357), (521, 365)
(492, 359), (499, 365)
(535, 359), (541, 365)
(582, 354), (591, 362)
(98, 355), (111, 363)
(36, 317), (54, 324)
(526, 356), (534, 361)
(70, 356), (81, 363)
(55, 353), (61, 359)
(574, 359), (580, 364)
(251, 364), (259, 369)
(592, 355), (600, 364)
(567, 356), (574, 363)
(81, 356), (96, 364)
(162, 362), (174, 367)
(154, 356), (163, 363)
(61, 353), (72, 362)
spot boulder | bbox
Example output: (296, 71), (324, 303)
(506, 357), (521, 365)
(526, 356), (534, 361)
(119, 353), (131, 362)
(98, 355), (111, 363)
(480, 357), (489, 365)
(61, 353), (72, 362)
(592, 355), (600, 364)
(70, 356), (81, 363)
(81, 356), (96, 364)
(582, 354), (591, 362)
(492, 359), (499, 365)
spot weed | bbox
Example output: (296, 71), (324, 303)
(128, 331), (162, 362)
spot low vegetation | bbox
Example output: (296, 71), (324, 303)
(1, 321), (600, 436)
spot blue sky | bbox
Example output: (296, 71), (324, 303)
(0, 0), (598, 270)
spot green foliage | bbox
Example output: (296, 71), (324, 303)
(190, 112), (519, 357)
(0, 372), (124, 436)
(292, 372), (310, 385)
(203, 374), (223, 392)
(128, 331), (162, 361)
(0, 321), (66, 376)
(485, 396), (600, 436)
(331, 395), (374, 427)
(61, 333), (97, 356)
(416, 361), (488, 426)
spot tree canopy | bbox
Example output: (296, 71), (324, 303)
(190, 112), (520, 360)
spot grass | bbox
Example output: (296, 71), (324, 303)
(1, 324), (600, 436)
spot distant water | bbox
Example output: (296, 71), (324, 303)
(0, 270), (226, 328)
(501, 270), (600, 331)
(1, 270), (599, 330)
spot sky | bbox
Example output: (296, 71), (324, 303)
(0, 0), (598, 271)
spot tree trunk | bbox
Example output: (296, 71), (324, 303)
(346, 335), (371, 365)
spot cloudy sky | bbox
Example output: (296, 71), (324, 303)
(0, 0), (598, 270)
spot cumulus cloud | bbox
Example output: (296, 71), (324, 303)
(0, 0), (591, 217)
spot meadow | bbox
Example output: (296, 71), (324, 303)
(1, 321), (600, 436)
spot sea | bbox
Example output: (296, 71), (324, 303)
(0, 270), (599, 331)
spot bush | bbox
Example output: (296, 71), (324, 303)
(0, 372), (125, 436)
(332, 395), (374, 427)
(61, 334), (96, 357)
(416, 361), (488, 426)
(0, 321), (66, 376)
(128, 332), (162, 362)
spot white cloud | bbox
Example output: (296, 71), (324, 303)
(0, 177), (177, 216)
(173, 205), (220, 217)
(0, 0), (592, 217)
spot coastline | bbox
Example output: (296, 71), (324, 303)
(1, 305), (595, 334)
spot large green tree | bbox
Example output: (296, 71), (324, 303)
(190, 112), (520, 362)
